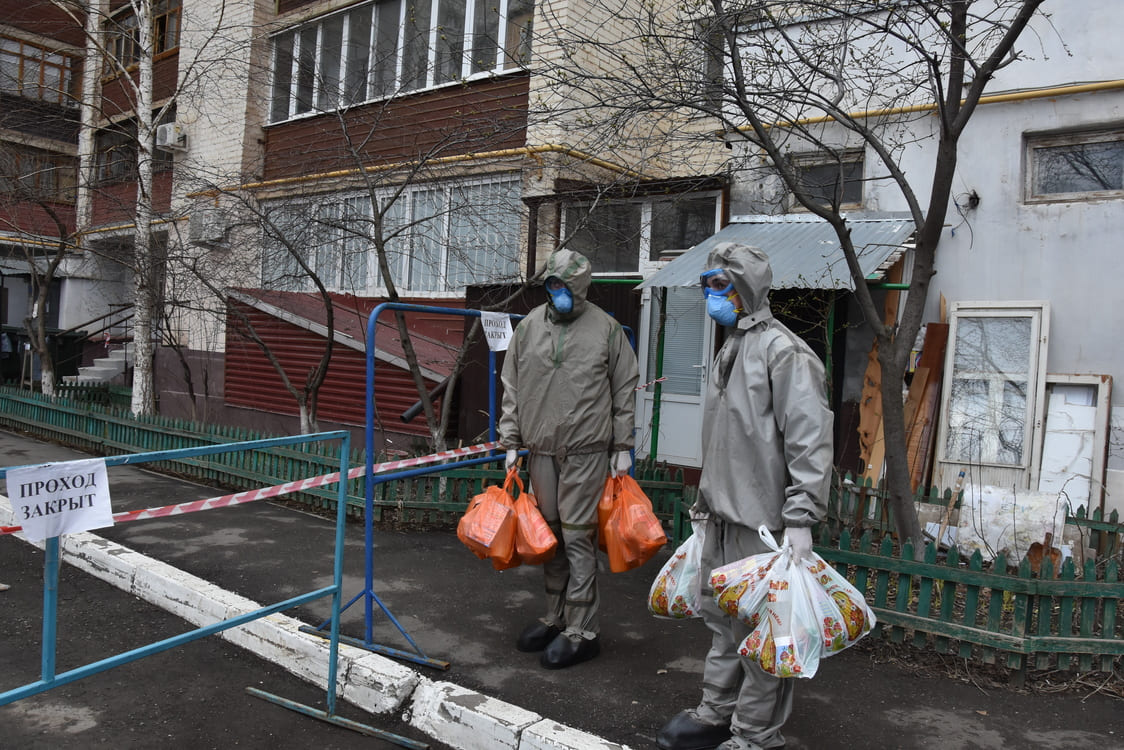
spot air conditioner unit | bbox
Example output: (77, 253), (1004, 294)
(155, 122), (187, 152)
(188, 207), (227, 247)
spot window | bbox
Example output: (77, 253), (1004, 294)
(1026, 128), (1124, 202)
(650, 195), (719, 260)
(269, 0), (533, 123)
(0, 145), (77, 203)
(104, 0), (181, 74)
(94, 114), (176, 184)
(564, 201), (641, 273)
(789, 151), (864, 209)
(0, 35), (78, 106)
(935, 301), (1050, 493)
(564, 193), (720, 272)
(261, 176), (522, 294)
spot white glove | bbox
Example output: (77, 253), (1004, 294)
(611, 450), (632, 477)
(785, 526), (814, 563)
(504, 449), (519, 471)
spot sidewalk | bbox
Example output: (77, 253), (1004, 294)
(1, 429), (1119, 749)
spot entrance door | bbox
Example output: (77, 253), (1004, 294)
(635, 286), (714, 467)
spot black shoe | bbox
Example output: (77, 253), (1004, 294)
(540, 632), (600, 669)
(516, 621), (562, 652)
(656, 709), (732, 750)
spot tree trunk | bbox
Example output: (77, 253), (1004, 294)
(129, 0), (157, 417)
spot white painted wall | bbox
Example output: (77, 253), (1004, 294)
(730, 3), (1124, 486)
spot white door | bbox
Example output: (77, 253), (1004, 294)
(635, 286), (714, 467)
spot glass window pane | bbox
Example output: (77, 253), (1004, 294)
(564, 202), (641, 273)
(434, 0), (466, 84)
(295, 27), (317, 114)
(1034, 140), (1124, 195)
(271, 36), (294, 121)
(315, 203), (342, 286)
(342, 196), (371, 290)
(344, 6), (372, 104)
(381, 194), (409, 286)
(944, 315), (1032, 466)
(650, 195), (717, 260)
(796, 159), (863, 207)
(409, 188), (445, 290)
(0, 47), (20, 94)
(402, 0), (432, 91)
(470, 0), (499, 74)
(503, 0), (533, 69)
(317, 15), (344, 109)
(372, 0), (401, 98)
(646, 287), (705, 396)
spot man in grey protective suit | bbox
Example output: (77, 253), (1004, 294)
(499, 248), (639, 669)
(657, 243), (834, 750)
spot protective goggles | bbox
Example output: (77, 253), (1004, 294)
(700, 268), (734, 297)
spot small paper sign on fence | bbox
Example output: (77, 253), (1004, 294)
(5, 458), (114, 542)
(480, 311), (513, 352)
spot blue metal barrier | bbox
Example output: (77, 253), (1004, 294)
(0, 432), (423, 748)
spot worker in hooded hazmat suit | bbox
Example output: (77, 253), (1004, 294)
(656, 243), (834, 750)
(499, 248), (639, 669)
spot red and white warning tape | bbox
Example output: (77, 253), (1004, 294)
(635, 376), (668, 390)
(1, 441), (501, 537)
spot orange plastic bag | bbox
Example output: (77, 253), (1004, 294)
(457, 468), (519, 569)
(514, 489), (557, 565)
(599, 475), (667, 573)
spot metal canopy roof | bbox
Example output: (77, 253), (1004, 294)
(636, 213), (915, 290)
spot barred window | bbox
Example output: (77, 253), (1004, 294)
(262, 176), (523, 294)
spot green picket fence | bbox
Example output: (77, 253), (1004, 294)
(817, 527), (1124, 685)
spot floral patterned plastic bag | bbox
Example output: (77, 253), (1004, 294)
(714, 526), (877, 679)
(648, 522), (706, 619)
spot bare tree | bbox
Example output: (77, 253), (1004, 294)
(532, 0), (1048, 548)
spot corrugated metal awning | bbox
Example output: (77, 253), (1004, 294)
(637, 213), (915, 290)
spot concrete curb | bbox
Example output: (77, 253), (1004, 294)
(0, 497), (632, 750)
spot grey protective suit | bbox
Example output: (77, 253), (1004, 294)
(499, 248), (639, 638)
(693, 243), (834, 749)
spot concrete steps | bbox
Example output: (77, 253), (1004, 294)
(63, 343), (133, 385)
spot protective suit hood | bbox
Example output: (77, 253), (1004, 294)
(542, 248), (592, 320)
(705, 243), (772, 322)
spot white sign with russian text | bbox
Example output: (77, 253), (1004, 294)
(480, 311), (513, 352)
(6, 458), (113, 542)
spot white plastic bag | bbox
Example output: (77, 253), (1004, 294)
(713, 526), (877, 679)
(801, 555), (876, 651)
(648, 522), (706, 619)
(737, 552), (823, 678)
(709, 540), (783, 629)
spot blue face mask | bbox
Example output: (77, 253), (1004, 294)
(548, 286), (574, 314)
(705, 288), (739, 326)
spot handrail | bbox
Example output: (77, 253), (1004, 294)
(57, 304), (134, 339)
